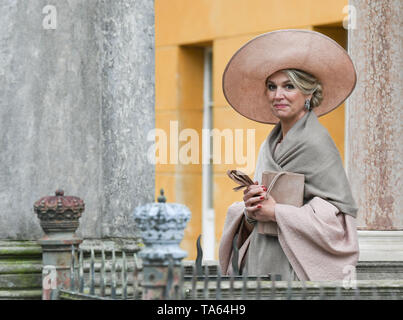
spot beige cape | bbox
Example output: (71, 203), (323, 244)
(218, 197), (359, 281)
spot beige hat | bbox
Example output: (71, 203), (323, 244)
(222, 29), (357, 124)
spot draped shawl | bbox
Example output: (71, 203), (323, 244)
(254, 111), (358, 217)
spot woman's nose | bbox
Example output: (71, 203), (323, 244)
(274, 88), (284, 99)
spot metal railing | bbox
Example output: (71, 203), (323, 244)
(34, 190), (403, 301)
(59, 245), (142, 300)
(55, 240), (403, 300)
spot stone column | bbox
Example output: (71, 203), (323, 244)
(0, 1), (154, 239)
(0, 0), (154, 297)
(347, 0), (402, 262)
(96, 0), (155, 239)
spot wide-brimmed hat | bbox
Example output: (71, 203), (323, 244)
(222, 29), (357, 124)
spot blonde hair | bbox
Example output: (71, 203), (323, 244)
(282, 69), (323, 109)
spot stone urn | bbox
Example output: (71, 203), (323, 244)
(34, 189), (84, 235)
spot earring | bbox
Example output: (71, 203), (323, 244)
(304, 99), (311, 111)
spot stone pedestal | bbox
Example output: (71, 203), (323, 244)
(39, 236), (82, 300)
(133, 191), (191, 300)
(34, 190), (85, 299)
(347, 0), (402, 262)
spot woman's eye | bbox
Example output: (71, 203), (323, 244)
(267, 84), (276, 91)
(285, 84), (295, 90)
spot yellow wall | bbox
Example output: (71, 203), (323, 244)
(155, 0), (349, 260)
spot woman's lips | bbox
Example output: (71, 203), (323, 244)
(274, 104), (288, 109)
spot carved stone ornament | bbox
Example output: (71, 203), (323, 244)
(133, 189), (191, 265)
(33, 189), (85, 234)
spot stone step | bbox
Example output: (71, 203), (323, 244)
(183, 279), (403, 300)
(0, 240), (42, 300)
(0, 241), (42, 257)
(182, 260), (403, 280)
(356, 261), (403, 280)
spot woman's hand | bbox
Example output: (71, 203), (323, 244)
(254, 194), (277, 222)
(243, 182), (277, 222)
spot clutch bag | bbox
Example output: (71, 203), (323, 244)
(258, 171), (305, 236)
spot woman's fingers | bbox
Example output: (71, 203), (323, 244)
(243, 185), (267, 202)
(245, 194), (266, 207)
(243, 181), (261, 195)
(245, 203), (262, 215)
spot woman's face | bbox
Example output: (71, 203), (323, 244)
(265, 71), (311, 124)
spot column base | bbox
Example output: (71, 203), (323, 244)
(358, 230), (403, 261)
(356, 231), (403, 280)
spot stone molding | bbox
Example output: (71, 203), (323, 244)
(358, 230), (403, 261)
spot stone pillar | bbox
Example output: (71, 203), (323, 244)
(0, 1), (154, 239)
(34, 190), (84, 300)
(347, 0), (403, 261)
(133, 190), (191, 300)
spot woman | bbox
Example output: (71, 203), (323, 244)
(219, 30), (359, 281)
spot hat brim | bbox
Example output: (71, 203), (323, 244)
(222, 29), (357, 124)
